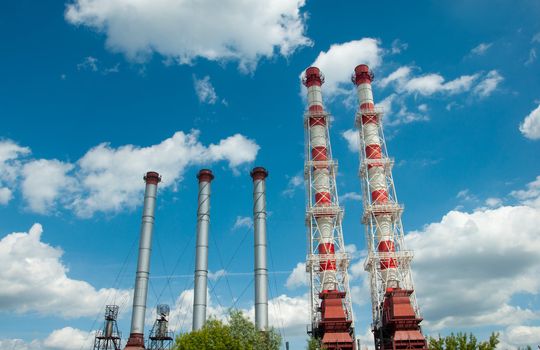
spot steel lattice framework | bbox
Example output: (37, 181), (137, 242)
(303, 67), (355, 349)
(352, 64), (426, 350)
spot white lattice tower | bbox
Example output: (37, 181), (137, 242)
(302, 67), (354, 334)
(352, 64), (420, 329)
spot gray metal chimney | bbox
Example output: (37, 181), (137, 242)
(125, 171), (161, 350)
(251, 167), (269, 331)
(192, 169), (214, 331)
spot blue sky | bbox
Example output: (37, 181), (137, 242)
(1, 0), (540, 349)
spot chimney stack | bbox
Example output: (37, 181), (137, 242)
(251, 167), (269, 331)
(192, 169), (214, 331)
(125, 171), (161, 350)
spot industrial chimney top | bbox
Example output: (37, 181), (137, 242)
(144, 171), (161, 185)
(302, 66), (325, 87)
(197, 169), (214, 183)
(352, 64), (374, 85)
(250, 167), (268, 180)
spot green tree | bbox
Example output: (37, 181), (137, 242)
(174, 310), (281, 350)
(306, 337), (321, 350)
(428, 332), (499, 350)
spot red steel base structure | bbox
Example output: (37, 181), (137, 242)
(124, 333), (145, 350)
(317, 291), (354, 350)
(374, 289), (427, 350)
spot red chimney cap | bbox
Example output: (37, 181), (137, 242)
(353, 64), (374, 85)
(303, 66), (324, 87)
(144, 171), (161, 185)
(250, 167), (268, 180)
(197, 169), (214, 182)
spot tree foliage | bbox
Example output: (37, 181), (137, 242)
(306, 337), (321, 350)
(428, 332), (499, 350)
(174, 310), (281, 350)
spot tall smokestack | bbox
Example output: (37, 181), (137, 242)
(251, 167), (269, 331)
(125, 171), (161, 350)
(192, 169), (214, 331)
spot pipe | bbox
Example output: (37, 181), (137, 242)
(126, 171), (161, 349)
(193, 169), (214, 331)
(251, 167), (269, 331)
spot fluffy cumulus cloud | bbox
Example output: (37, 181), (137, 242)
(1, 131), (259, 217)
(342, 129), (360, 153)
(304, 38), (382, 97)
(21, 160), (75, 214)
(0, 327), (94, 350)
(519, 103), (540, 140)
(406, 177), (540, 331)
(65, 0), (311, 72)
(0, 223), (131, 318)
(285, 262), (308, 289)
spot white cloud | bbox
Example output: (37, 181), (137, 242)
(390, 39), (408, 54)
(525, 48), (537, 65)
(342, 129), (359, 153)
(77, 56), (98, 71)
(484, 197), (502, 208)
(532, 32), (540, 43)
(42, 327), (94, 350)
(266, 293), (310, 336)
(500, 325), (540, 348)
(407, 196), (540, 329)
(285, 262), (307, 289)
(21, 160), (75, 214)
(511, 175), (540, 208)
(0, 140), (31, 204)
(378, 66), (411, 88)
(0, 131), (258, 217)
(470, 42), (492, 56)
(282, 174), (303, 197)
(0, 327), (94, 350)
(0, 187), (12, 205)
(0, 223), (131, 317)
(473, 70), (503, 97)
(232, 216), (252, 230)
(306, 38), (383, 97)
(341, 192), (362, 202)
(193, 75), (218, 104)
(404, 73), (478, 96)
(208, 269), (227, 281)
(519, 104), (540, 140)
(65, 0), (311, 72)
(418, 104), (428, 112)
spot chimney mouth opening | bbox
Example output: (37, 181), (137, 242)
(250, 167), (268, 180)
(144, 171), (161, 184)
(197, 169), (215, 182)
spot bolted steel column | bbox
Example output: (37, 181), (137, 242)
(251, 167), (269, 331)
(126, 171), (161, 349)
(192, 169), (214, 331)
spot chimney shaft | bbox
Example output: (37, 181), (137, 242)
(125, 171), (161, 349)
(193, 169), (214, 331)
(251, 167), (269, 331)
